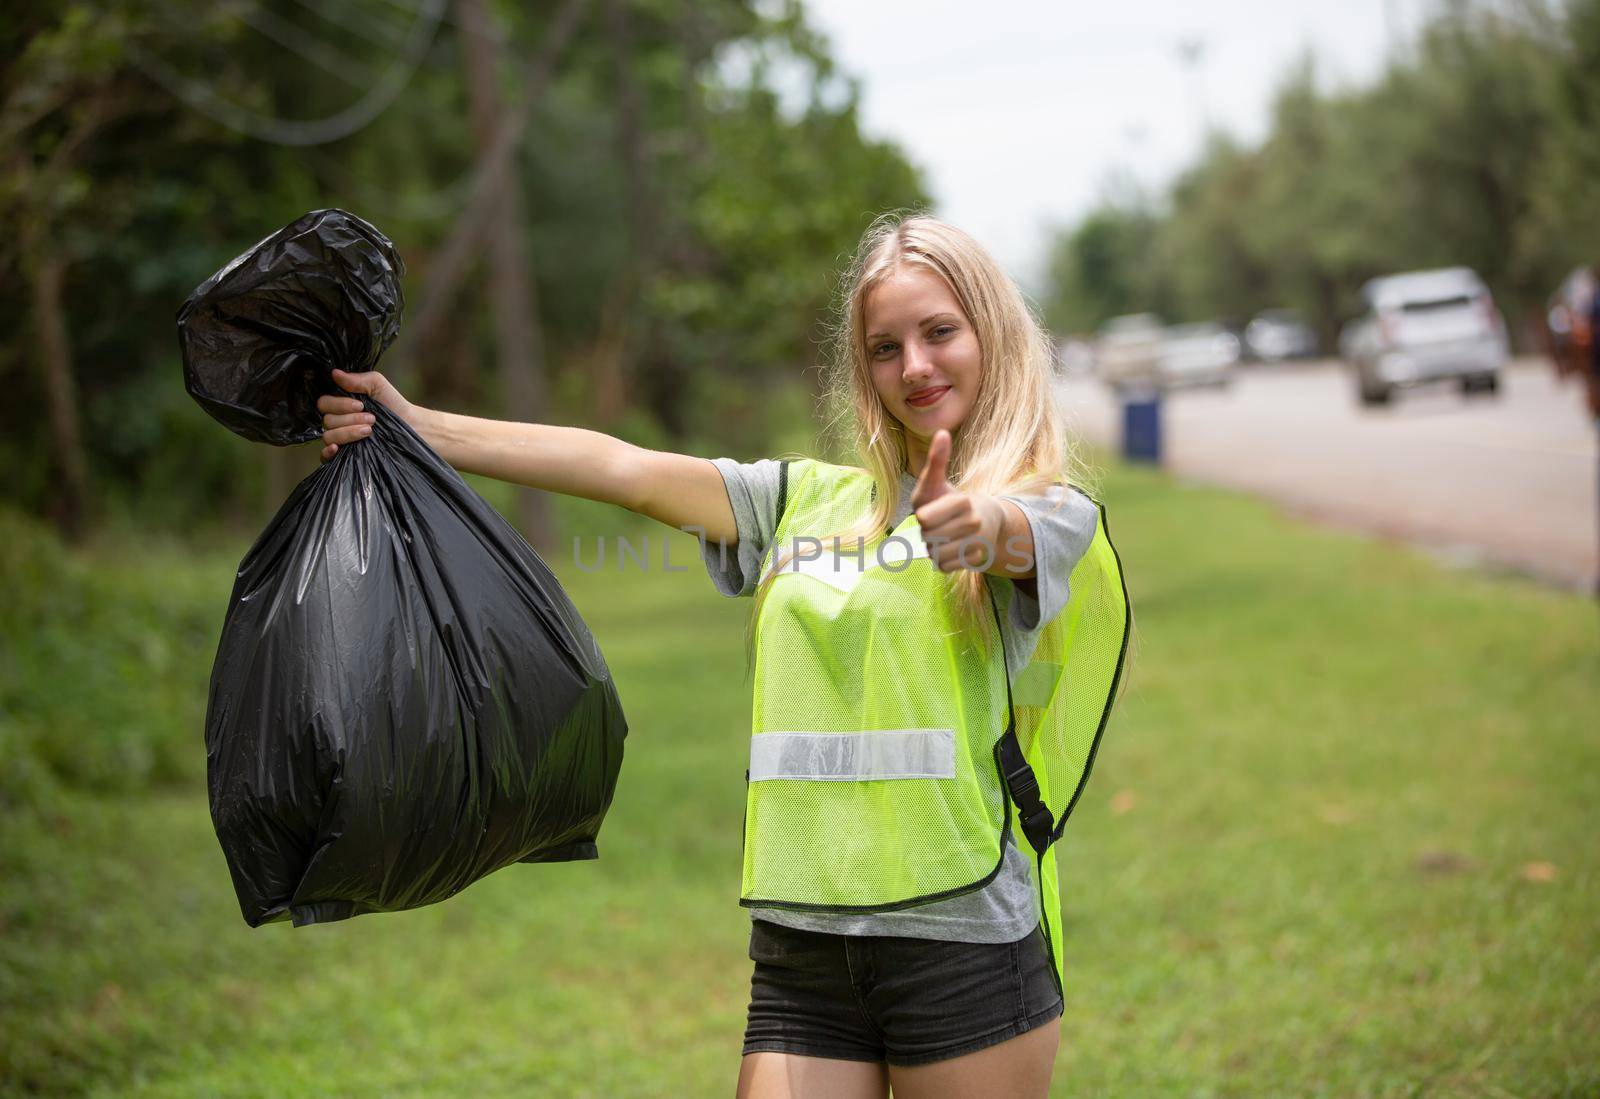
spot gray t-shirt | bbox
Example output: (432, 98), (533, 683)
(700, 457), (1101, 943)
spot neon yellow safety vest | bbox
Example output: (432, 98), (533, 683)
(742, 458), (1130, 990)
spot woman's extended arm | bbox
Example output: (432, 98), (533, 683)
(318, 368), (738, 544)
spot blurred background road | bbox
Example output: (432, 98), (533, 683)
(1060, 358), (1599, 590)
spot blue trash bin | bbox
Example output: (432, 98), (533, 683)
(1121, 389), (1163, 464)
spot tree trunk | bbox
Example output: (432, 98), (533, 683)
(10, 86), (125, 541)
(1315, 272), (1342, 358)
(262, 446), (316, 523)
(393, 0), (587, 385)
(602, 0), (679, 434)
(457, 0), (554, 550)
(588, 276), (630, 425)
(418, 296), (479, 410)
(25, 233), (91, 542)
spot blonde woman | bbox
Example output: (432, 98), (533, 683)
(320, 214), (1117, 1099)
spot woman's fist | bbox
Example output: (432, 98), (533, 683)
(910, 429), (1006, 572)
(316, 369), (414, 462)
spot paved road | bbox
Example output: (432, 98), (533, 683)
(1057, 358), (1600, 591)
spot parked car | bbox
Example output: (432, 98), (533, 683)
(1340, 267), (1508, 406)
(1054, 335), (1097, 377)
(1544, 266), (1595, 381)
(1158, 322), (1240, 388)
(1244, 308), (1318, 362)
(1094, 313), (1164, 392)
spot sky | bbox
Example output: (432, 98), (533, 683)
(800, 0), (1433, 292)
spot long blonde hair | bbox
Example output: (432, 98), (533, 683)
(746, 211), (1092, 667)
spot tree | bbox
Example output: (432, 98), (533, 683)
(456, 0), (558, 548)
(0, 0), (929, 535)
(1044, 1), (1593, 351)
(2, 6), (144, 539)
(1043, 190), (1166, 334)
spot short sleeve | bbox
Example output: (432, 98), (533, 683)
(995, 486), (1100, 632)
(700, 457), (786, 597)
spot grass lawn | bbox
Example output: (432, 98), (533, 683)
(2, 464), (1597, 1097)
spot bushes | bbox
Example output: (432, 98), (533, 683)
(0, 508), (231, 812)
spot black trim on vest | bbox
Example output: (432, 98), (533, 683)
(1046, 496), (1132, 846)
(996, 733), (1053, 857)
(869, 479), (898, 536)
(775, 459), (790, 530)
(986, 581), (1064, 1000)
(985, 583), (1055, 859)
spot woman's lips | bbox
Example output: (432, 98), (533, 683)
(906, 386), (950, 409)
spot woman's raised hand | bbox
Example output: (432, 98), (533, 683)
(910, 429), (1007, 573)
(317, 368), (416, 462)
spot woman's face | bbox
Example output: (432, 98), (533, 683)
(864, 265), (982, 471)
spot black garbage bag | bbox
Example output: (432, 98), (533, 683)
(179, 209), (627, 927)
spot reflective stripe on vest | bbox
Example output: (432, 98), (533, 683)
(749, 728), (956, 782)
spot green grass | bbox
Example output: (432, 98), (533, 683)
(3, 466), (1597, 1096)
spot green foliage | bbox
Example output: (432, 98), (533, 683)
(661, 77), (927, 448)
(0, 508), (232, 809)
(1517, 0), (1600, 287)
(1047, 1), (1600, 345)
(1044, 192), (1166, 334)
(1152, 135), (1273, 327)
(2, 468), (1597, 1094)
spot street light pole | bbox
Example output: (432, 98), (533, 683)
(1175, 35), (1209, 140)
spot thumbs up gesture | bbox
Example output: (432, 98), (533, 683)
(910, 429), (1006, 573)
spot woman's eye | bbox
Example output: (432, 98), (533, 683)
(872, 342), (898, 358)
(931, 325), (956, 338)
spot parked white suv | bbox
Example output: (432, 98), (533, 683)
(1340, 267), (1508, 406)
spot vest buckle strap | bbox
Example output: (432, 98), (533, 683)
(995, 730), (1056, 856)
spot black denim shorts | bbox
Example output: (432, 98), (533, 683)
(742, 919), (1063, 1067)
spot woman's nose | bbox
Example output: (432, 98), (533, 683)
(901, 339), (934, 381)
